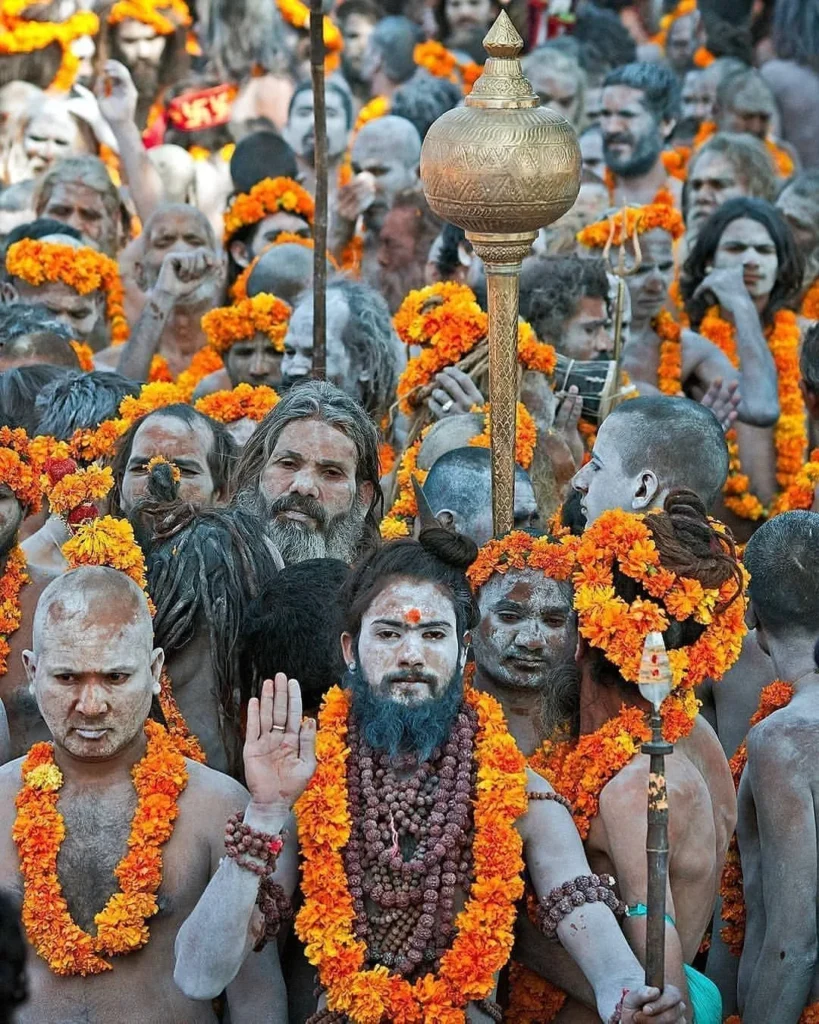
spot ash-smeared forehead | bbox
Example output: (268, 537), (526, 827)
(33, 566), (153, 654)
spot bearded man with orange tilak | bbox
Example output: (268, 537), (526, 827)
(174, 527), (686, 1023)
(506, 492), (743, 1024)
(0, 565), (300, 1022)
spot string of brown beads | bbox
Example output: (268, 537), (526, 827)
(252, 876), (295, 951)
(538, 873), (626, 939)
(224, 813), (286, 877)
(527, 790), (574, 813)
(343, 702), (478, 980)
(305, 1009), (346, 1024)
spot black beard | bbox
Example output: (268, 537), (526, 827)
(535, 662), (581, 741)
(346, 662), (465, 760)
(604, 129), (663, 179)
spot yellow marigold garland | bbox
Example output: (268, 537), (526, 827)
(0, 10), (99, 92)
(468, 530), (578, 593)
(468, 403), (537, 470)
(412, 41), (481, 95)
(13, 718), (188, 976)
(276, 0), (342, 65)
(202, 294), (291, 354)
(0, 547), (29, 682)
(174, 346), (225, 400)
(379, 430), (430, 539)
(573, 507), (747, 691)
(719, 680), (794, 958)
(108, 0), (191, 33)
(223, 177), (314, 243)
(195, 383), (280, 424)
(294, 684), (527, 1023)
(577, 200), (685, 250)
(46, 464), (113, 521)
(6, 239), (129, 344)
(354, 95), (390, 133)
(699, 306), (806, 519)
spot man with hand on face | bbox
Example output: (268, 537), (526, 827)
(174, 528), (687, 1024)
(0, 566), (293, 1023)
(600, 62), (683, 208)
(233, 379), (382, 565)
(330, 114), (422, 282)
(283, 80), (354, 198)
(109, 204), (225, 381)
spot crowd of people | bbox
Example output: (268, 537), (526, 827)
(0, 0), (818, 1021)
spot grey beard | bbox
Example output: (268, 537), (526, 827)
(604, 131), (663, 179)
(260, 492), (368, 564)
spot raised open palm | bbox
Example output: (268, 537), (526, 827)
(243, 674), (317, 809)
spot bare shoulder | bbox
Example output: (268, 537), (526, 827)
(746, 704), (816, 767)
(183, 760), (250, 807)
(0, 757), (23, 826)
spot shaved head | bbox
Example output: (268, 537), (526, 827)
(32, 567), (153, 654)
(246, 243), (317, 305)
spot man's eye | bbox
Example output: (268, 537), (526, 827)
(659, 263), (674, 273)
(423, 630), (445, 640)
(233, 347), (254, 358)
(82, 211), (102, 222)
(56, 673), (76, 683)
(498, 613), (520, 623)
(323, 468), (342, 479)
(108, 673), (128, 683)
(48, 205), (70, 217)
(377, 629), (400, 640)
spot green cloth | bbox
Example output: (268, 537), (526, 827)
(684, 963), (722, 1024)
(623, 905), (723, 1024)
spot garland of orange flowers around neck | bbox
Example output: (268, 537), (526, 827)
(530, 507), (747, 841)
(602, 168), (676, 210)
(294, 683), (527, 1022)
(719, 680), (795, 962)
(13, 719), (187, 976)
(698, 306), (806, 520)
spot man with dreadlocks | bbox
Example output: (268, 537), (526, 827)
(130, 463), (283, 774)
(520, 491), (744, 1024)
(175, 526), (687, 1023)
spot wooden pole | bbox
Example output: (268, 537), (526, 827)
(642, 710), (672, 989)
(309, 0), (328, 379)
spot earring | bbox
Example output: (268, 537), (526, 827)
(348, 662), (356, 671)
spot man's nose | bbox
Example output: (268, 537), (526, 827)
(289, 468), (320, 498)
(75, 681), (109, 717)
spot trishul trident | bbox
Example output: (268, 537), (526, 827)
(602, 207), (643, 379)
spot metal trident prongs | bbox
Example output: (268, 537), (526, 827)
(603, 206), (643, 369)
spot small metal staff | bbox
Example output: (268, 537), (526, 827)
(309, 0), (328, 379)
(638, 631), (674, 990)
(602, 207), (642, 373)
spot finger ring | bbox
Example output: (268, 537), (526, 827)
(441, 399), (454, 414)
(272, 724), (286, 732)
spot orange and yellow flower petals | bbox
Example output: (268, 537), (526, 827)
(202, 294), (291, 355)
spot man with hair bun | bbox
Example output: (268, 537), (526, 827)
(175, 526), (686, 1023)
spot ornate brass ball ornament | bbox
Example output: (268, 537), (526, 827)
(420, 11), (581, 536)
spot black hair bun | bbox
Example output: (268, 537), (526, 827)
(418, 525), (478, 571)
(147, 461), (180, 504)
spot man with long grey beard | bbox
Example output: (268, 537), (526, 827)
(232, 379), (382, 565)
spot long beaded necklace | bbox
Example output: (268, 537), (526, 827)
(343, 703), (478, 978)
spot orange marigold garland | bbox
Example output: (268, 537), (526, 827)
(655, 309), (684, 395)
(661, 146), (690, 182)
(468, 403), (537, 470)
(602, 168), (677, 209)
(650, 0), (696, 49)
(380, 431), (430, 539)
(0, 547), (29, 682)
(467, 530), (578, 593)
(353, 95), (390, 133)
(412, 41), (481, 95)
(69, 340), (95, 371)
(202, 294), (291, 354)
(0, 426), (42, 514)
(174, 346), (225, 400)
(46, 464), (114, 523)
(223, 177), (314, 243)
(229, 233), (336, 302)
(771, 448), (819, 515)
(802, 279), (819, 321)
(108, 0), (191, 33)
(6, 239), (129, 344)
(276, 0), (342, 69)
(0, 10), (99, 93)
(719, 680), (794, 958)
(13, 718), (188, 976)
(504, 962), (567, 1024)
(577, 199), (685, 250)
(295, 684), (527, 1022)
(699, 306), (806, 519)
(195, 383), (280, 424)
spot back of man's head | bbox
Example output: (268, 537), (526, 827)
(230, 132), (298, 195)
(609, 396), (729, 509)
(0, 303), (78, 369)
(370, 16), (421, 84)
(246, 243), (317, 305)
(745, 511), (819, 636)
(603, 61), (680, 123)
(0, 364), (73, 434)
(241, 557), (350, 712)
(35, 371), (140, 440)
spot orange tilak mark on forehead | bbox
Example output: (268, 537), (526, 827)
(405, 608), (421, 625)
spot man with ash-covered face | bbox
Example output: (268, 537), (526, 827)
(233, 379), (382, 565)
(174, 527), (686, 1022)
